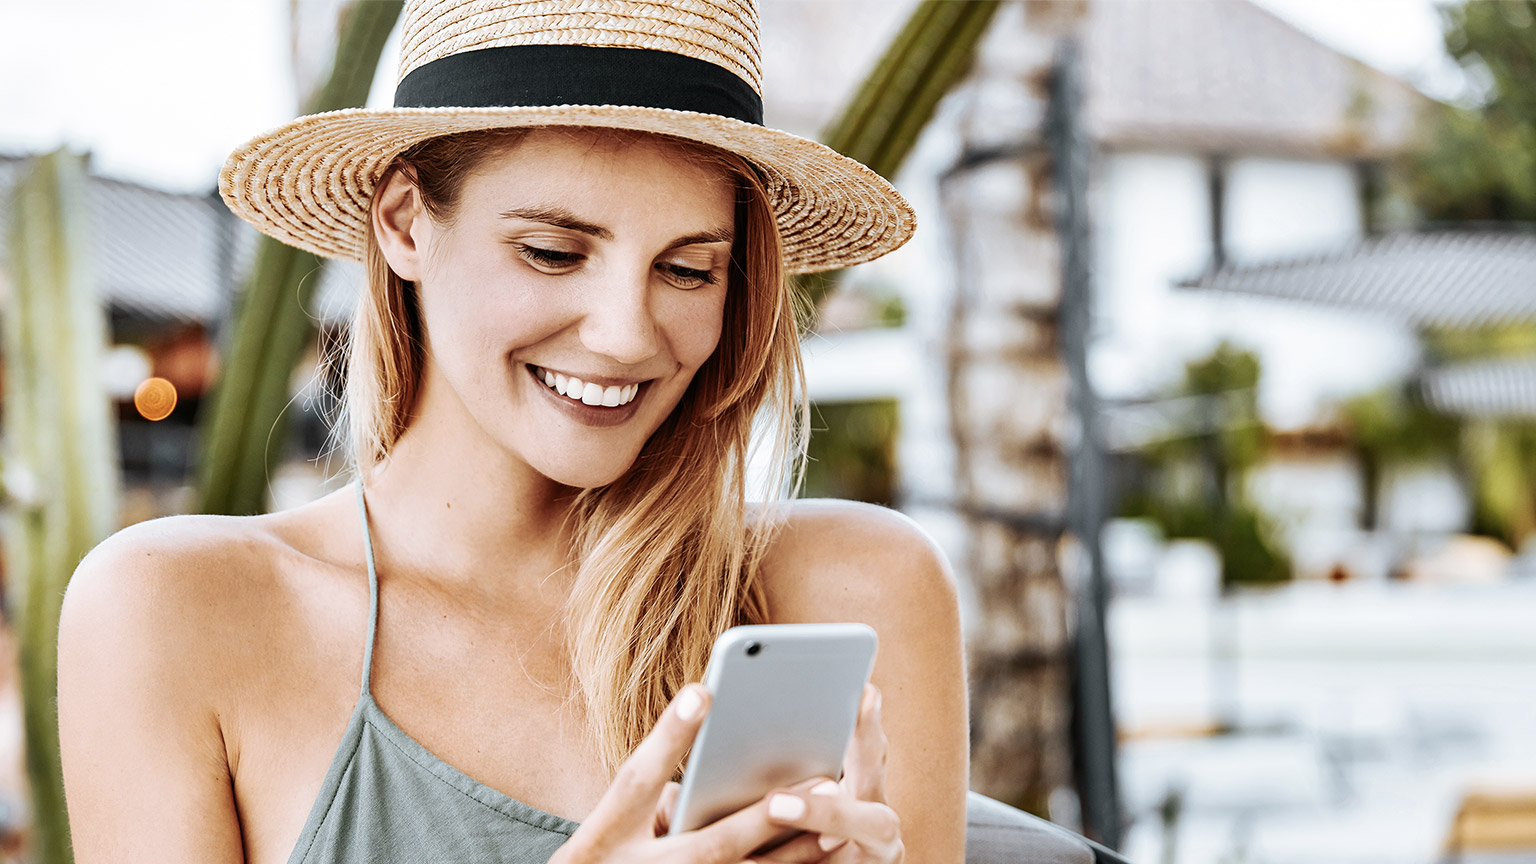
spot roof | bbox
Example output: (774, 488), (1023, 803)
(0, 153), (247, 325)
(1419, 356), (1536, 419)
(1084, 0), (1433, 158)
(1179, 230), (1536, 329)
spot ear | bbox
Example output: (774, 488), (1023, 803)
(372, 168), (431, 282)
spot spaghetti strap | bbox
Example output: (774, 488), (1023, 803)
(354, 480), (380, 698)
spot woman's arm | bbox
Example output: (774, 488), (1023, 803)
(58, 522), (246, 863)
(760, 500), (970, 864)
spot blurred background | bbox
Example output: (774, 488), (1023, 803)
(3, 0), (1536, 862)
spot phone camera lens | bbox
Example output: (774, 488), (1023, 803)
(745, 642), (762, 657)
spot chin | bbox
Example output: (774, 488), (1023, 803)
(532, 453), (641, 490)
(553, 469), (632, 490)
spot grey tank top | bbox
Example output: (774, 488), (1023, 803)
(284, 482), (580, 863)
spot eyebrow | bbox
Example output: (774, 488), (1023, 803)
(498, 206), (733, 249)
(666, 226), (734, 249)
(499, 206), (613, 240)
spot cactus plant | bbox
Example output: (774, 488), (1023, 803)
(803, 0), (1003, 310)
(197, 0), (402, 516)
(4, 148), (121, 864)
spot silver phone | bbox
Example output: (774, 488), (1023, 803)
(668, 623), (878, 837)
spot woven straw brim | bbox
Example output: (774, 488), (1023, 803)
(219, 105), (915, 275)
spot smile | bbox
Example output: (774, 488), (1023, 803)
(528, 365), (642, 407)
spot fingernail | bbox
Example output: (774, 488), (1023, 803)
(675, 687), (703, 721)
(819, 834), (846, 852)
(769, 793), (806, 820)
(810, 780), (840, 796)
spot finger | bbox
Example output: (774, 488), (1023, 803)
(581, 685), (710, 845)
(654, 781), (682, 836)
(766, 789), (901, 859)
(800, 778), (848, 853)
(673, 777), (828, 864)
(747, 830), (834, 862)
(841, 684), (888, 802)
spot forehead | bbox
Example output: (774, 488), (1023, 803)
(456, 128), (737, 228)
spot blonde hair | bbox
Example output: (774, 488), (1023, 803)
(344, 127), (807, 773)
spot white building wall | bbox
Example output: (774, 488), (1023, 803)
(1092, 151), (1214, 400)
(1217, 157), (1422, 428)
(1094, 151), (1422, 430)
(1223, 157), (1361, 263)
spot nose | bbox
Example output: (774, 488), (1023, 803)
(576, 269), (661, 365)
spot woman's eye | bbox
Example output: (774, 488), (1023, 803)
(658, 262), (719, 289)
(516, 245), (585, 270)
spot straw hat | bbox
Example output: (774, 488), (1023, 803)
(219, 0), (916, 275)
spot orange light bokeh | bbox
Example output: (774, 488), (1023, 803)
(133, 377), (178, 421)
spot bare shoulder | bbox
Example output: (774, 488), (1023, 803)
(66, 512), (272, 630)
(61, 489), (355, 692)
(58, 513), (282, 863)
(61, 513), (277, 701)
(755, 498), (958, 625)
(755, 500), (970, 862)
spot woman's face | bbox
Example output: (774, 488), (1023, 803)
(382, 129), (736, 489)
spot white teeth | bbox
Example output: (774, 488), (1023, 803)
(533, 366), (641, 406)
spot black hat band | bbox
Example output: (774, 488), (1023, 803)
(394, 44), (764, 126)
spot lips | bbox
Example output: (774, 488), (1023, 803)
(527, 365), (642, 407)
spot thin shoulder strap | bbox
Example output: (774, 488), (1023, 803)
(354, 480), (380, 698)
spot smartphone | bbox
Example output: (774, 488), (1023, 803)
(668, 622), (878, 837)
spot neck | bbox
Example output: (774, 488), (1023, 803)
(359, 378), (581, 605)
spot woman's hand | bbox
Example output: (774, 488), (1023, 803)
(748, 685), (905, 864)
(552, 684), (812, 864)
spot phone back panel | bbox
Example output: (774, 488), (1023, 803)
(670, 623), (878, 834)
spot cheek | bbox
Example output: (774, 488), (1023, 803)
(666, 289), (729, 368)
(417, 248), (568, 355)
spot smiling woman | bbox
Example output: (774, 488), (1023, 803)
(55, 2), (966, 864)
(358, 127), (777, 494)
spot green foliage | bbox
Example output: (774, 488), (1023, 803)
(1119, 482), (1290, 588)
(1219, 506), (1291, 586)
(1407, 103), (1536, 222)
(803, 400), (899, 506)
(197, 1), (402, 515)
(874, 290), (907, 329)
(1118, 343), (1291, 587)
(1339, 386), (1462, 465)
(1181, 342), (1265, 469)
(1462, 420), (1536, 547)
(1391, 1), (1536, 547)
(1421, 321), (1536, 362)
(1402, 0), (1536, 221)
(4, 149), (122, 864)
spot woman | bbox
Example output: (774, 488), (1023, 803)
(57, 2), (967, 863)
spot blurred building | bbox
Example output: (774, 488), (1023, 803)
(0, 153), (330, 520)
(772, 1), (1536, 862)
(789, 0), (1441, 576)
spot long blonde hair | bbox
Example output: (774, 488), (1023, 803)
(343, 127), (807, 773)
